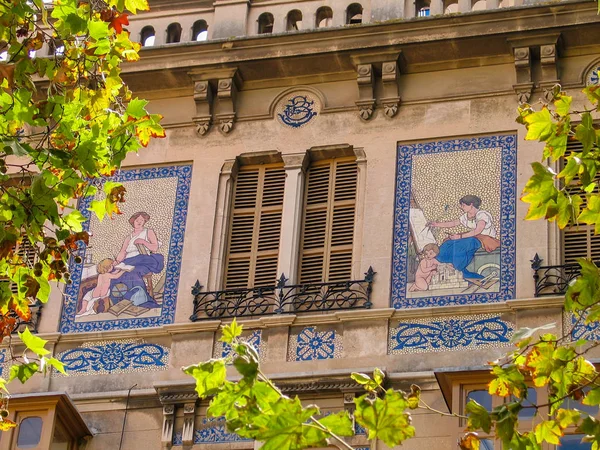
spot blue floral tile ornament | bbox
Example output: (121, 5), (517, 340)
(391, 134), (516, 309)
(195, 418), (251, 444)
(59, 164), (192, 333)
(172, 431), (183, 446)
(566, 312), (600, 341)
(389, 314), (514, 354)
(0, 349), (7, 379)
(586, 65), (600, 86)
(288, 327), (342, 361)
(213, 329), (266, 361)
(276, 92), (320, 129)
(55, 339), (169, 376)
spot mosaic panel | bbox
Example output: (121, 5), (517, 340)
(0, 349), (7, 379)
(59, 165), (192, 333)
(55, 339), (169, 375)
(172, 418), (252, 445)
(288, 327), (342, 361)
(564, 312), (600, 341)
(392, 135), (517, 309)
(389, 314), (514, 354)
(276, 92), (320, 129)
(213, 329), (266, 362)
(586, 63), (600, 85)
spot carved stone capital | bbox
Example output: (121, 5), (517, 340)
(381, 97), (401, 118)
(192, 116), (211, 136)
(216, 113), (235, 134)
(182, 402), (196, 448)
(161, 405), (175, 449)
(355, 99), (375, 121)
(513, 82), (534, 104)
(215, 73), (240, 134)
(192, 81), (214, 136)
(355, 64), (375, 121)
(540, 82), (561, 103)
(512, 46), (532, 88)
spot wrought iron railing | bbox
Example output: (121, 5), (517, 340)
(531, 253), (582, 297)
(5, 300), (43, 334)
(190, 267), (375, 321)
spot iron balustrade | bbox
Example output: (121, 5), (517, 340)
(190, 267), (375, 321)
(531, 253), (583, 297)
(7, 300), (43, 333)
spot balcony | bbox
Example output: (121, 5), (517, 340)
(531, 254), (581, 297)
(190, 267), (375, 321)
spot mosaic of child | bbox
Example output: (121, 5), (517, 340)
(76, 259), (124, 317)
(409, 243), (440, 292)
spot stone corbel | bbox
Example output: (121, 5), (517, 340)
(539, 43), (560, 103)
(355, 64), (376, 121)
(215, 72), (241, 135)
(512, 47), (533, 104)
(161, 405), (175, 449)
(182, 402), (196, 449)
(380, 61), (400, 118)
(192, 80), (214, 136)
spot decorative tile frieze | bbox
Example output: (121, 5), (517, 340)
(288, 327), (342, 361)
(389, 314), (514, 354)
(55, 339), (169, 376)
(564, 312), (600, 341)
(213, 329), (266, 362)
(586, 63), (600, 86)
(172, 417), (252, 445)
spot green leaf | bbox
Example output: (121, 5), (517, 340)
(554, 94), (572, 117)
(88, 20), (110, 40)
(524, 108), (555, 141)
(88, 199), (107, 221)
(63, 210), (86, 232)
(354, 389), (415, 448)
(465, 400), (491, 433)
(221, 319), (243, 344)
(534, 420), (562, 445)
(373, 367), (385, 386)
(126, 98), (149, 119)
(232, 355), (258, 380)
(556, 409), (581, 429)
(407, 384), (421, 409)
(46, 357), (67, 375)
(9, 362), (39, 384)
(183, 359), (227, 399)
(317, 411), (354, 436)
(19, 328), (49, 356)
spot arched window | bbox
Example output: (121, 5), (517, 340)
(140, 26), (155, 46)
(192, 20), (208, 41)
(166, 23), (182, 43)
(415, 0), (431, 16)
(471, 0), (486, 10)
(316, 7), (333, 28)
(286, 10), (303, 31)
(258, 13), (274, 34)
(444, 0), (458, 13)
(346, 3), (363, 24)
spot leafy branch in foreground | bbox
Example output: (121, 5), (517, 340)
(0, 0), (163, 385)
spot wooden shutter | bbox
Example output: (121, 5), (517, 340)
(224, 164), (285, 289)
(562, 139), (600, 264)
(10, 237), (37, 294)
(299, 157), (357, 283)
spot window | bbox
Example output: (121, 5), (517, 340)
(316, 7), (333, 28)
(10, 237), (37, 295)
(298, 157), (357, 283)
(415, 0), (431, 16)
(257, 13), (274, 34)
(17, 417), (42, 448)
(192, 20), (209, 41)
(346, 3), (363, 24)
(223, 164), (285, 289)
(286, 10), (303, 31)
(140, 26), (155, 46)
(166, 23), (182, 43)
(563, 139), (600, 264)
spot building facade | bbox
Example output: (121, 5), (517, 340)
(5, 0), (600, 448)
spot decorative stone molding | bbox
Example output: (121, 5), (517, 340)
(355, 64), (375, 121)
(161, 405), (175, 449)
(215, 76), (239, 135)
(539, 43), (560, 102)
(192, 80), (213, 136)
(182, 402), (196, 448)
(512, 46), (533, 103)
(381, 61), (401, 118)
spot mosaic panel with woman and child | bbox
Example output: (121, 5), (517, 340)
(391, 135), (516, 309)
(60, 165), (192, 333)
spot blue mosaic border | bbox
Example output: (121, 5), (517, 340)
(55, 339), (169, 375)
(59, 165), (192, 333)
(172, 418), (252, 445)
(567, 312), (600, 341)
(389, 314), (514, 354)
(391, 134), (517, 309)
(288, 327), (342, 361)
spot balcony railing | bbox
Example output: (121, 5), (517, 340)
(190, 267), (375, 321)
(6, 300), (43, 334)
(531, 253), (582, 297)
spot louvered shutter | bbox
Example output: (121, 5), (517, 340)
(224, 165), (285, 289)
(299, 158), (357, 283)
(10, 237), (37, 294)
(563, 139), (600, 264)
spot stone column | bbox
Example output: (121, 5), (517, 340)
(277, 153), (308, 285)
(161, 405), (175, 449)
(458, 0), (471, 13)
(430, 0), (444, 15)
(182, 402), (196, 449)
